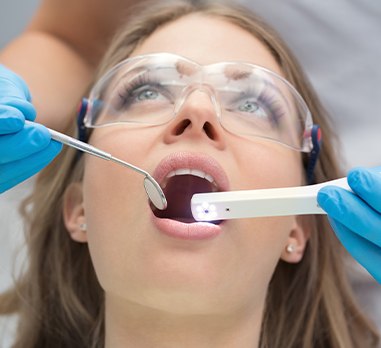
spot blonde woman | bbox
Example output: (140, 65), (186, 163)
(0, 1), (380, 347)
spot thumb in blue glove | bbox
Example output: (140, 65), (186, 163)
(317, 167), (381, 283)
(0, 64), (62, 193)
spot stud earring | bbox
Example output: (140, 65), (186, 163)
(79, 223), (87, 231)
(286, 244), (295, 253)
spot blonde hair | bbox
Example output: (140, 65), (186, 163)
(1, 1), (379, 347)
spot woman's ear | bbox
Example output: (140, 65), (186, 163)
(63, 182), (88, 243)
(280, 215), (311, 264)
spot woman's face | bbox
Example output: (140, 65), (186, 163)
(65, 14), (308, 316)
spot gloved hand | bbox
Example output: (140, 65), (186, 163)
(317, 167), (381, 283)
(0, 64), (62, 193)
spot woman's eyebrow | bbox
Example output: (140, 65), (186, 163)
(223, 66), (252, 80)
(223, 67), (289, 98)
(175, 61), (198, 76)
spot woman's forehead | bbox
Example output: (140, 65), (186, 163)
(130, 13), (283, 76)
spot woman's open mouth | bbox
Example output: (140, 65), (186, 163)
(151, 170), (222, 224)
(150, 152), (229, 240)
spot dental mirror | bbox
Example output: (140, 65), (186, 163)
(26, 121), (167, 210)
(143, 177), (167, 210)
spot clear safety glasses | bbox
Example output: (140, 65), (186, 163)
(82, 53), (315, 152)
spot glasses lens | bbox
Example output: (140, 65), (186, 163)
(87, 57), (190, 127)
(85, 54), (312, 152)
(212, 63), (311, 151)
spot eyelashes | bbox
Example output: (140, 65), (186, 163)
(112, 74), (168, 110)
(226, 87), (287, 127)
(108, 72), (287, 127)
(255, 89), (287, 125)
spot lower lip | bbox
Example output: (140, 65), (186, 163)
(151, 215), (222, 241)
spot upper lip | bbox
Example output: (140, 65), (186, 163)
(152, 152), (230, 192)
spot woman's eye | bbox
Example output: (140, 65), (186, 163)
(237, 99), (269, 119)
(238, 100), (260, 113)
(137, 89), (160, 101)
(112, 84), (169, 111)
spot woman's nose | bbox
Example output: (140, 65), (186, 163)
(162, 89), (226, 149)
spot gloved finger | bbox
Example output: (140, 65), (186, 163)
(0, 98), (36, 122)
(0, 105), (27, 134)
(0, 140), (62, 193)
(328, 217), (381, 284)
(0, 65), (36, 121)
(318, 186), (381, 247)
(0, 158), (56, 193)
(0, 123), (53, 164)
(0, 65), (32, 101)
(347, 167), (381, 213)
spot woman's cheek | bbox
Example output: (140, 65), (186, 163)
(235, 141), (303, 189)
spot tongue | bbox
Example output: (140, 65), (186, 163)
(157, 175), (213, 222)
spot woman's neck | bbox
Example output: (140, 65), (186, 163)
(104, 297), (263, 348)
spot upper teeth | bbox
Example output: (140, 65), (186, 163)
(162, 168), (216, 188)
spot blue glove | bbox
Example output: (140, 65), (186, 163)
(317, 167), (381, 283)
(0, 64), (62, 193)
